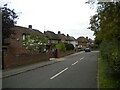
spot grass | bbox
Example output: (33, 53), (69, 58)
(98, 57), (118, 88)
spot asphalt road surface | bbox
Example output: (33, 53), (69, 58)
(3, 51), (99, 88)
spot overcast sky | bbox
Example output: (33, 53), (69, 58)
(0, 0), (97, 39)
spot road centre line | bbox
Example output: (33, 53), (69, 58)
(72, 61), (79, 66)
(80, 57), (84, 60)
(50, 67), (68, 79)
(50, 57), (85, 80)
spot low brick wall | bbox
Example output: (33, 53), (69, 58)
(3, 52), (50, 69)
(3, 48), (76, 69)
(56, 50), (76, 58)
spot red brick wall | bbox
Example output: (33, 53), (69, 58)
(3, 48), (76, 69)
(56, 50), (75, 58)
(3, 51), (50, 69)
(5, 46), (39, 55)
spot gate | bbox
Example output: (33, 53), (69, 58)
(50, 49), (57, 58)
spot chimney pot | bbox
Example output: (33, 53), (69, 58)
(58, 31), (61, 34)
(28, 25), (32, 29)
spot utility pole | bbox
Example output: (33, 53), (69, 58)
(44, 25), (46, 31)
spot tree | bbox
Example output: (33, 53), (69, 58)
(1, 4), (18, 45)
(89, 1), (120, 74)
(22, 34), (48, 53)
(89, 2), (120, 41)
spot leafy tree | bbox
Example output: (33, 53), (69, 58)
(88, 1), (120, 75)
(23, 34), (48, 52)
(1, 4), (18, 45)
(89, 2), (120, 41)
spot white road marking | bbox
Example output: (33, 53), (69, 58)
(80, 57), (84, 60)
(50, 67), (68, 79)
(72, 61), (79, 66)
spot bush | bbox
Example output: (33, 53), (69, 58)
(64, 43), (74, 51)
(55, 42), (66, 52)
(100, 39), (120, 74)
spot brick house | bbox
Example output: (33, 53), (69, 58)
(2, 25), (51, 69)
(3, 25), (44, 54)
(77, 36), (94, 49)
(2, 26), (78, 69)
(77, 36), (88, 48)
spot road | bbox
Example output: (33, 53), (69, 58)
(3, 51), (99, 88)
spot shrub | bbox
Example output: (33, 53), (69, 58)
(64, 43), (74, 51)
(55, 42), (66, 52)
(100, 39), (120, 74)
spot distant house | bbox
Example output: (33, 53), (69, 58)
(3, 25), (43, 54)
(66, 34), (78, 48)
(77, 36), (94, 48)
(57, 31), (78, 48)
(57, 31), (68, 43)
(77, 36), (88, 48)
(44, 31), (61, 50)
(87, 38), (94, 47)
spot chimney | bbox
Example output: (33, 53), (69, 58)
(67, 34), (69, 37)
(58, 31), (61, 34)
(44, 31), (46, 33)
(28, 25), (32, 29)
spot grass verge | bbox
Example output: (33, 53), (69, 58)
(98, 57), (118, 88)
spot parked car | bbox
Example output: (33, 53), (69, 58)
(84, 48), (91, 52)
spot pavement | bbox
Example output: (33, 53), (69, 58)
(2, 51), (84, 79)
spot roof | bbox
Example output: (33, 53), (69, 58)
(77, 36), (90, 43)
(66, 35), (76, 41)
(10, 26), (43, 36)
(58, 34), (67, 41)
(44, 31), (61, 40)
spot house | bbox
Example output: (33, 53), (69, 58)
(2, 25), (52, 69)
(44, 31), (61, 50)
(66, 34), (78, 48)
(3, 25), (44, 54)
(57, 31), (68, 43)
(57, 31), (78, 48)
(87, 38), (94, 47)
(77, 36), (88, 48)
(77, 36), (93, 49)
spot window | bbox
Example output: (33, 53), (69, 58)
(22, 33), (26, 40)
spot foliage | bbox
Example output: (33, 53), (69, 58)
(99, 57), (118, 88)
(55, 42), (66, 52)
(89, 2), (120, 87)
(23, 34), (48, 52)
(64, 43), (74, 51)
(1, 4), (18, 45)
(100, 39), (120, 74)
(89, 2), (120, 43)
